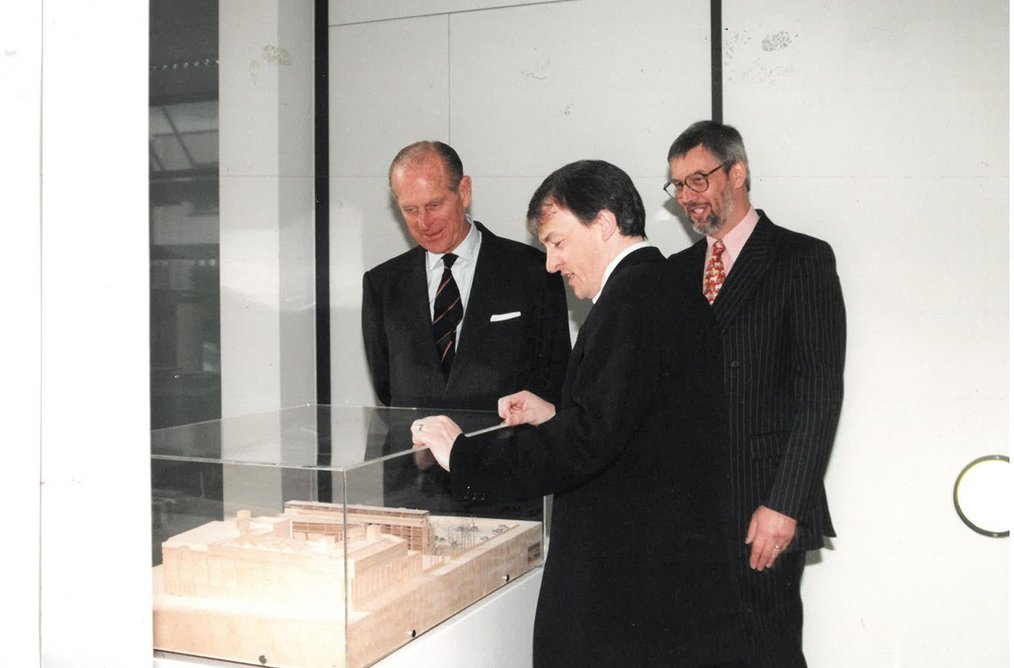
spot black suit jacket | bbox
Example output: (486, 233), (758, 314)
(669, 211), (846, 551)
(362, 221), (571, 410)
(450, 247), (746, 667)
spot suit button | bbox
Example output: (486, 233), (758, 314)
(730, 360), (740, 368)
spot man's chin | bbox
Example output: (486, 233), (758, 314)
(566, 284), (588, 301)
(692, 218), (722, 236)
(418, 239), (448, 253)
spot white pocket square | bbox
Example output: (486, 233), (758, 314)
(489, 311), (522, 323)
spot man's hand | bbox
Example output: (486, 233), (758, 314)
(498, 390), (556, 426)
(745, 505), (797, 570)
(410, 416), (462, 472)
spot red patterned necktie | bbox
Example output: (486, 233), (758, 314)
(432, 253), (463, 379)
(704, 239), (726, 305)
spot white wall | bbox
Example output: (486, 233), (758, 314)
(34, 1), (153, 666)
(1, 2), (42, 666)
(329, 0), (1010, 666)
(219, 0), (317, 419)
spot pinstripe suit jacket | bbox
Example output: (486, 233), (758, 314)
(669, 211), (846, 551)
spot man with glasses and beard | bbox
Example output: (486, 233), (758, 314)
(666, 121), (846, 668)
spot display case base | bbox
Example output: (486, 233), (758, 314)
(154, 566), (543, 668)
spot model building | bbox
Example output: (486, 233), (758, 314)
(153, 501), (542, 667)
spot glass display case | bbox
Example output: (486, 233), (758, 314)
(151, 405), (545, 668)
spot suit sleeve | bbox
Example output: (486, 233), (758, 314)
(361, 271), (392, 406)
(450, 273), (666, 501)
(765, 240), (846, 519)
(529, 271), (572, 406)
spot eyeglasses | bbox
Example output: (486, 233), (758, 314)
(663, 162), (729, 198)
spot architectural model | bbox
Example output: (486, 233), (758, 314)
(153, 501), (543, 667)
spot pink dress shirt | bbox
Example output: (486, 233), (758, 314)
(704, 208), (760, 287)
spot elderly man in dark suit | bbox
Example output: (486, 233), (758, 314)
(361, 141), (571, 516)
(411, 160), (747, 668)
(362, 140), (571, 411)
(666, 121), (847, 668)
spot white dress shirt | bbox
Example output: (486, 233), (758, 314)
(425, 216), (482, 345)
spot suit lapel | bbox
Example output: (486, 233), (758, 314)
(401, 248), (443, 370)
(711, 213), (778, 330)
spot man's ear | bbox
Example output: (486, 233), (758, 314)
(728, 161), (748, 190)
(457, 175), (473, 209)
(596, 209), (618, 242)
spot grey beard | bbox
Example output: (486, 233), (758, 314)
(692, 213), (724, 236)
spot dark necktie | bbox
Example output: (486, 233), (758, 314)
(432, 253), (463, 379)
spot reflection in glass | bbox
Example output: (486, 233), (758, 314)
(150, 406), (540, 559)
(150, 0), (222, 563)
(149, 0), (220, 431)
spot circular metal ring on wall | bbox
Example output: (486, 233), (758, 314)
(953, 454), (1011, 538)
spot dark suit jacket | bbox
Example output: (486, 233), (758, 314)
(450, 247), (746, 667)
(362, 221), (571, 411)
(669, 211), (846, 552)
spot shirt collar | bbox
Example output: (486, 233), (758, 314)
(592, 240), (651, 303)
(707, 207), (758, 264)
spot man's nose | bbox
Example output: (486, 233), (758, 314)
(676, 185), (693, 206)
(545, 250), (562, 274)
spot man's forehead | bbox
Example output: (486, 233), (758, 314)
(671, 145), (718, 172)
(535, 203), (566, 241)
(396, 155), (451, 182)
(393, 169), (455, 203)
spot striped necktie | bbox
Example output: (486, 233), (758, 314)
(433, 253), (463, 379)
(704, 239), (726, 305)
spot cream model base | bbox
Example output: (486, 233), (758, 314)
(153, 501), (543, 668)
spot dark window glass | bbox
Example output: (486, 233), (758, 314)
(150, 0), (223, 564)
